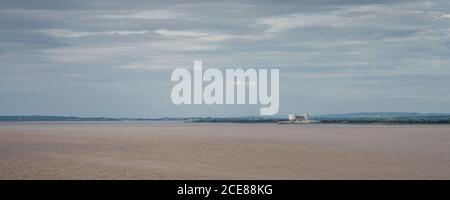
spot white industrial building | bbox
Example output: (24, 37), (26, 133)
(280, 113), (318, 124)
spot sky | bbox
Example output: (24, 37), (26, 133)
(1, 0), (450, 117)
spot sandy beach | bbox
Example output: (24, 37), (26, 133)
(1, 122), (449, 179)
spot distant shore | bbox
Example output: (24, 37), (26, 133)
(2, 113), (450, 124)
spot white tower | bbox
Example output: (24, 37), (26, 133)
(288, 114), (296, 121)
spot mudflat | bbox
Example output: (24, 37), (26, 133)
(1, 122), (449, 179)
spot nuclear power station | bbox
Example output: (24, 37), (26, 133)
(279, 113), (319, 124)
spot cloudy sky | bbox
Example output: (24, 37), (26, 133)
(1, 0), (450, 117)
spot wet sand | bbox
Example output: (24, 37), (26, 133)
(1, 122), (450, 179)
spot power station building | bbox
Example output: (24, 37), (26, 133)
(288, 114), (309, 122)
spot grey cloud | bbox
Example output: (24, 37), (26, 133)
(1, 0), (449, 117)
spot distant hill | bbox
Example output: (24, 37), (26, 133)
(0, 115), (190, 122)
(192, 112), (450, 123)
(312, 112), (450, 124)
(1, 113), (450, 123)
(0, 116), (120, 121)
(314, 112), (450, 119)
